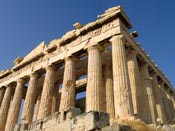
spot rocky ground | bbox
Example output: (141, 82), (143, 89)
(101, 119), (175, 131)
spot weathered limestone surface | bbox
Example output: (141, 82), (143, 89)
(102, 124), (131, 131)
(51, 84), (60, 114)
(160, 83), (172, 122)
(21, 73), (39, 124)
(104, 63), (115, 118)
(0, 85), (12, 130)
(171, 95), (175, 110)
(60, 57), (76, 111)
(110, 35), (134, 118)
(33, 93), (41, 121)
(5, 79), (24, 131)
(15, 109), (109, 131)
(127, 49), (142, 117)
(0, 88), (5, 107)
(86, 45), (103, 112)
(165, 90), (175, 120)
(151, 73), (166, 124)
(37, 66), (56, 120)
(139, 63), (156, 124)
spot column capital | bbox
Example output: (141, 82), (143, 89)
(0, 86), (6, 90)
(127, 47), (137, 55)
(17, 79), (25, 84)
(159, 79), (165, 85)
(149, 70), (157, 77)
(87, 45), (104, 52)
(5, 84), (12, 89)
(65, 56), (79, 63)
(141, 62), (149, 68)
(30, 72), (39, 78)
(152, 74), (158, 81)
(109, 34), (125, 43)
(45, 65), (57, 71)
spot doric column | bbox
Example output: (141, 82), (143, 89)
(21, 72), (39, 124)
(86, 45), (103, 112)
(140, 63), (156, 123)
(110, 35), (133, 118)
(127, 49), (142, 117)
(171, 94), (175, 110)
(160, 83), (171, 122)
(0, 85), (12, 131)
(151, 73), (166, 124)
(33, 93), (41, 121)
(0, 87), (5, 107)
(5, 79), (24, 131)
(37, 66), (56, 119)
(52, 82), (60, 113)
(104, 63), (115, 118)
(60, 57), (77, 111)
(165, 89), (175, 120)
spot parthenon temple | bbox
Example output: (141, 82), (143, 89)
(0, 5), (175, 131)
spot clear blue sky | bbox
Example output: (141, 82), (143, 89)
(0, 0), (174, 87)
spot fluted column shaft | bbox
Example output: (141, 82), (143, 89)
(151, 74), (166, 124)
(60, 57), (76, 111)
(5, 79), (24, 131)
(104, 63), (115, 118)
(0, 85), (12, 130)
(0, 88), (5, 107)
(127, 49), (142, 117)
(33, 93), (41, 121)
(110, 35), (133, 118)
(21, 73), (39, 124)
(140, 64), (156, 123)
(52, 82), (60, 113)
(172, 95), (175, 110)
(86, 45), (103, 112)
(37, 66), (56, 119)
(160, 83), (171, 122)
(165, 90), (175, 119)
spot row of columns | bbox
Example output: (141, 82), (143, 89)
(0, 34), (175, 130)
(126, 47), (175, 124)
(0, 58), (78, 130)
(5, 79), (24, 131)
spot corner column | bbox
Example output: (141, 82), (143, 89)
(86, 45), (103, 112)
(110, 35), (134, 119)
(60, 57), (77, 111)
(127, 49), (142, 117)
(5, 79), (24, 131)
(37, 66), (56, 119)
(21, 72), (39, 124)
(0, 85), (13, 131)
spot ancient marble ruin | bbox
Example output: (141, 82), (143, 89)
(0, 6), (175, 131)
